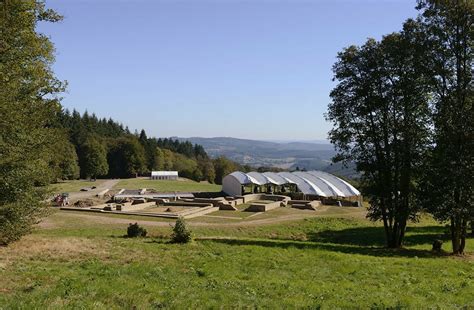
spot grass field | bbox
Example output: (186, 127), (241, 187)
(114, 178), (221, 192)
(49, 180), (105, 193)
(0, 209), (473, 308)
(203, 209), (256, 219)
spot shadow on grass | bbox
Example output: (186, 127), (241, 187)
(199, 237), (445, 258)
(197, 224), (455, 258)
(306, 225), (450, 247)
(145, 239), (171, 244)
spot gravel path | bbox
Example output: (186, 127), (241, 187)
(68, 179), (120, 201)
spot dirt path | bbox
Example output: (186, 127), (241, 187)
(68, 179), (120, 201)
(39, 206), (367, 229)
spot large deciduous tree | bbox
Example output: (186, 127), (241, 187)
(48, 130), (80, 180)
(198, 159), (216, 184)
(80, 137), (109, 180)
(153, 147), (165, 171)
(213, 156), (237, 185)
(327, 23), (431, 248)
(161, 149), (175, 171)
(417, 0), (473, 254)
(0, 1), (64, 245)
(107, 137), (147, 178)
(172, 153), (198, 179)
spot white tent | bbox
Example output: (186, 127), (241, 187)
(222, 170), (360, 197)
(150, 171), (178, 180)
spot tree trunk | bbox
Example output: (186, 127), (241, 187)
(451, 217), (460, 254)
(381, 205), (391, 247)
(460, 218), (467, 254)
(385, 219), (406, 248)
(450, 216), (467, 254)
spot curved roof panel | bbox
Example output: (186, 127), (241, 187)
(227, 171), (255, 184)
(293, 171), (345, 197)
(278, 172), (328, 197)
(247, 172), (270, 185)
(262, 172), (289, 185)
(306, 171), (360, 196)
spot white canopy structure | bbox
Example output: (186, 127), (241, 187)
(222, 170), (360, 197)
(151, 171), (178, 180)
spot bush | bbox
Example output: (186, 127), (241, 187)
(127, 223), (147, 238)
(171, 217), (192, 243)
(0, 199), (49, 246)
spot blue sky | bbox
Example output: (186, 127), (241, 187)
(39, 0), (419, 141)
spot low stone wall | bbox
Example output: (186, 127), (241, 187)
(239, 194), (262, 203)
(239, 194), (290, 204)
(288, 200), (321, 210)
(161, 201), (212, 208)
(218, 201), (238, 211)
(245, 200), (282, 212)
(190, 197), (226, 207)
(116, 202), (156, 211)
(216, 197), (244, 210)
(225, 197), (244, 205)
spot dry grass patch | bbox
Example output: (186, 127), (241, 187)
(0, 235), (111, 266)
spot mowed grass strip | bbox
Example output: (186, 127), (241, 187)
(114, 178), (221, 192)
(48, 180), (105, 193)
(0, 214), (473, 308)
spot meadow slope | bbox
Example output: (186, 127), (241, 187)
(0, 210), (473, 309)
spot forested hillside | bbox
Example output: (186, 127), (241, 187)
(52, 109), (245, 184)
(178, 136), (335, 170)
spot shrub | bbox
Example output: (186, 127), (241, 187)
(171, 217), (192, 243)
(127, 223), (147, 238)
(0, 200), (50, 246)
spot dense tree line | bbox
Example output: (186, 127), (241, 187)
(328, 0), (473, 253)
(54, 109), (248, 184)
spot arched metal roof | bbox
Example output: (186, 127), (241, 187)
(306, 170), (360, 196)
(279, 172), (328, 197)
(227, 171), (256, 184)
(262, 172), (290, 185)
(222, 170), (360, 197)
(293, 171), (345, 197)
(247, 172), (270, 185)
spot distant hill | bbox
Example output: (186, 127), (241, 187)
(175, 137), (358, 178)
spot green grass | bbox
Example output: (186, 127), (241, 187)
(0, 211), (473, 308)
(49, 180), (105, 193)
(114, 178), (221, 192)
(204, 210), (255, 219)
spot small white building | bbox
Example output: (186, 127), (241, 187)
(151, 171), (178, 180)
